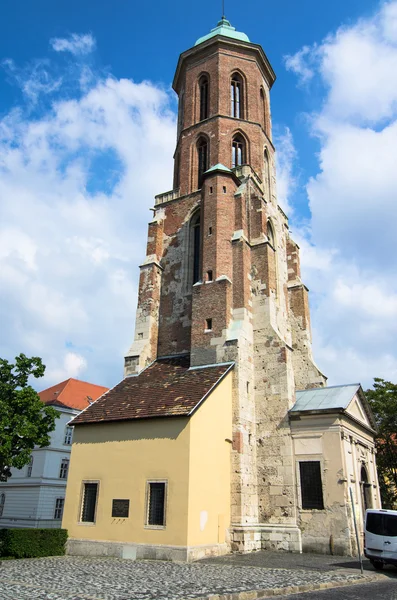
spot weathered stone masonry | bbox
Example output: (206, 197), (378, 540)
(125, 20), (327, 553)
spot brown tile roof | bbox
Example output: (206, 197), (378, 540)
(39, 378), (109, 411)
(71, 355), (234, 425)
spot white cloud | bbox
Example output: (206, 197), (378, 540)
(0, 53), (176, 390)
(2, 58), (62, 103)
(45, 352), (88, 383)
(50, 33), (96, 56)
(275, 127), (297, 215)
(285, 46), (316, 83)
(287, 0), (397, 387)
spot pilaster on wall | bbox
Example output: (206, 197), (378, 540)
(287, 236), (327, 390)
(124, 219), (164, 377)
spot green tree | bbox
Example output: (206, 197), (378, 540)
(366, 378), (397, 508)
(0, 354), (58, 481)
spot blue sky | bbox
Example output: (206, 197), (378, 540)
(1, 0), (397, 391)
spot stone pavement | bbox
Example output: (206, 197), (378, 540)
(0, 553), (379, 600)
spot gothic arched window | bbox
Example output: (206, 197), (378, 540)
(232, 134), (246, 168)
(264, 148), (271, 201)
(177, 91), (185, 136)
(191, 212), (201, 284)
(267, 220), (275, 247)
(199, 75), (209, 121)
(197, 137), (209, 188)
(231, 73), (243, 118)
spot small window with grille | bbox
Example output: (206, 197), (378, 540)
(54, 498), (64, 520)
(80, 482), (99, 523)
(64, 426), (73, 445)
(299, 461), (324, 510)
(146, 481), (167, 527)
(59, 458), (69, 479)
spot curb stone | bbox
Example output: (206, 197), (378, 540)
(181, 574), (379, 600)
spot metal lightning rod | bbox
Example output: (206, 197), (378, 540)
(222, 0), (225, 18)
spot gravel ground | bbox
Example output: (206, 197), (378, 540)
(0, 555), (374, 600)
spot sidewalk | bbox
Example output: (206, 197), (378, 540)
(0, 552), (384, 600)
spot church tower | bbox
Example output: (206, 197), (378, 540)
(63, 16), (381, 561)
(125, 17), (326, 552)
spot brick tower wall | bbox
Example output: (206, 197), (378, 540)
(124, 33), (327, 552)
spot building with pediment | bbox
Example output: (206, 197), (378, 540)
(62, 17), (381, 561)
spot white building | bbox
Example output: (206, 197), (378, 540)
(0, 378), (108, 529)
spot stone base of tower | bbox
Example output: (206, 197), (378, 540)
(230, 524), (302, 554)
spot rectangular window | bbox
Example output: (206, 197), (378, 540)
(59, 459), (69, 479)
(54, 498), (64, 520)
(64, 426), (73, 445)
(27, 456), (33, 478)
(299, 461), (324, 510)
(205, 318), (213, 331)
(81, 482), (99, 523)
(146, 481), (166, 527)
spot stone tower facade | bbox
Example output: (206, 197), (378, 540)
(125, 18), (326, 552)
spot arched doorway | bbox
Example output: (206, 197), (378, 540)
(360, 465), (372, 513)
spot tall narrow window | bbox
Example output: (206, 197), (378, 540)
(81, 482), (98, 523)
(231, 73), (243, 118)
(177, 91), (185, 135)
(54, 498), (64, 520)
(197, 138), (208, 188)
(174, 152), (180, 189)
(64, 426), (73, 445)
(232, 134), (245, 168)
(147, 481), (166, 527)
(199, 75), (209, 121)
(361, 465), (372, 511)
(263, 148), (271, 201)
(27, 456), (33, 478)
(0, 493), (5, 517)
(267, 220), (275, 247)
(191, 212), (201, 284)
(299, 461), (324, 510)
(59, 458), (69, 480)
(260, 88), (266, 129)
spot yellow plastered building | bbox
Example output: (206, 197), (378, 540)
(63, 359), (233, 561)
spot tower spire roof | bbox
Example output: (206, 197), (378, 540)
(195, 17), (250, 46)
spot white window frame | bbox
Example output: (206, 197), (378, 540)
(27, 456), (33, 478)
(54, 497), (65, 520)
(59, 458), (69, 480)
(145, 479), (168, 530)
(64, 426), (73, 445)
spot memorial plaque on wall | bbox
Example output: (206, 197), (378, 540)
(112, 499), (130, 518)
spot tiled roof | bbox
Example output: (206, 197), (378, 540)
(39, 378), (109, 411)
(71, 355), (234, 425)
(291, 384), (361, 413)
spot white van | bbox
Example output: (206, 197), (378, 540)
(364, 508), (397, 569)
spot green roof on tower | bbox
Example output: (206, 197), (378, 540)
(195, 17), (250, 46)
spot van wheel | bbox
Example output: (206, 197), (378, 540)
(371, 560), (384, 570)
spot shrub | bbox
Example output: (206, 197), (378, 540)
(0, 528), (67, 558)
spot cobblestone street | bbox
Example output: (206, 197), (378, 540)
(0, 555), (377, 600)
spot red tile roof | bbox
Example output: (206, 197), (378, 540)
(71, 355), (233, 425)
(39, 378), (109, 411)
